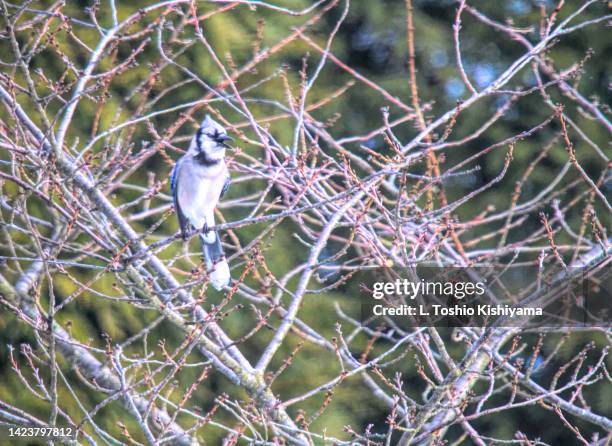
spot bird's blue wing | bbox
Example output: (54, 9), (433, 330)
(220, 175), (230, 199)
(171, 160), (189, 239)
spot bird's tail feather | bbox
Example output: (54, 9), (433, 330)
(200, 231), (230, 290)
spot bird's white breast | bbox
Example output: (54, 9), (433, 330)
(178, 158), (228, 230)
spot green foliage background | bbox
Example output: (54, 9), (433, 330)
(0, 0), (610, 444)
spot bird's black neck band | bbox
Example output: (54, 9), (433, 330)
(194, 151), (220, 166)
(194, 127), (221, 166)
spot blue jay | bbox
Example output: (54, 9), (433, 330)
(171, 115), (232, 290)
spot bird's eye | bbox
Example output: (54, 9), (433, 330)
(202, 129), (231, 146)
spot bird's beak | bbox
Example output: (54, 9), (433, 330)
(218, 134), (233, 149)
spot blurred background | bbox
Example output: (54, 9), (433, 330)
(0, 0), (610, 444)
